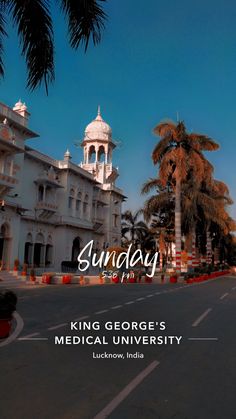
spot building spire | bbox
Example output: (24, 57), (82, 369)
(97, 105), (101, 116)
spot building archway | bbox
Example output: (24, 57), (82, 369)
(45, 235), (53, 266)
(24, 233), (33, 265)
(72, 237), (81, 262)
(0, 223), (11, 269)
(33, 233), (45, 267)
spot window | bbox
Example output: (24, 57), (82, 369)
(38, 185), (44, 201)
(114, 214), (119, 227)
(76, 192), (82, 215)
(68, 197), (73, 209)
(76, 200), (81, 211)
(83, 194), (89, 218)
(68, 188), (75, 210)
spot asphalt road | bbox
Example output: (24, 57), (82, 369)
(0, 276), (236, 419)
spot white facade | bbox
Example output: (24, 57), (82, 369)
(0, 100), (125, 272)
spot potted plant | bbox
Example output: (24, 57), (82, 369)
(112, 272), (120, 283)
(169, 271), (178, 283)
(42, 272), (54, 284)
(21, 263), (28, 277)
(13, 258), (20, 272)
(129, 270), (136, 283)
(30, 268), (36, 281)
(62, 274), (72, 284)
(145, 275), (152, 283)
(79, 275), (85, 285)
(99, 272), (104, 284)
(0, 291), (17, 339)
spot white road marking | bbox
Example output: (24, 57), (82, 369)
(47, 323), (68, 331)
(220, 293), (229, 300)
(155, 292), (160, 295)
(146, 294), (154, 298)
(95, 310), (109, 315)
(18, 337), (48, 341)
(111, 305), (122, 310)
(192, 308), (212, 327)
(232, 286), (236, 291)
(74, 315), (90, 321)
(136, 297), (145, 301)
(188, 337), (218, 341)
(18, 332), (40, 339)
(0, 312), (24, 348)
(125, 301), (134, 305)
(93, 360), (159, 419)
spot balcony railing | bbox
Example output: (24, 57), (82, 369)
(0, 172), (18, 187)
(36, 201), (58, 212)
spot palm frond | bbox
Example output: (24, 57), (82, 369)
(143, 192), (172, 216)
(0, 5), (7, 78)
(141, 178), (163, 195)
(213, 180), (230, 196)
(61, 0), (106, 51)
(121, 210), (133, 222)
(152, 135), (173, 164)
(189, 133), (219, 151)
(153, 121), (176, 137)
(9, 0), (54, 93)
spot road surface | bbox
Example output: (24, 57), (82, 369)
(0, 276), (236, 419)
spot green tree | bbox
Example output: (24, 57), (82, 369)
(121, 210), (148, 249)
(151, 121), (219, 271)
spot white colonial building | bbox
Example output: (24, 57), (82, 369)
(0, 100), (125, 272)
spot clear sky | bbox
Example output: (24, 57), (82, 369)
(0, 0), (235, 218)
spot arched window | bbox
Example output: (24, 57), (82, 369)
(0, 223), (10, 265)
(68, 188), (75, 210)
(76, 191), (82, 215)
(45, 235), (53, 266)
(33, 233), (45, 267)
(38, 185), (44, 201)
(98, 145), (105, 162)
(88, 145), (96, 163)
(83, 194), (89, 218)
(24, 233), (33, 265)
(72, 237), (81, 262)
(113, 214), (119, 227)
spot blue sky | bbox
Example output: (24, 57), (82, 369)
(0, 0), (236, 217)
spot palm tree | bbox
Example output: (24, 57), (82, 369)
(142, 174), (235, 270)
(181, 178), (235, 267)
(141, 178), (174, 268)
(121, 210), (149, 250)
(0, 0), (106, 92)
(151, 121), (219, 271)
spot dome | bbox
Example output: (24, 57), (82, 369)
(85, 106), (112, 141)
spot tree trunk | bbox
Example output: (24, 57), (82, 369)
(186, 233), (192, 270)
(206, 229), (212, 265)
(214, 246), (220, 266)
(192, 227), (199, 268)
(159, 251), (163, 270)
(175, 176), (181, 272)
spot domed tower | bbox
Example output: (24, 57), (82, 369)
(80, 107), (118, 185)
